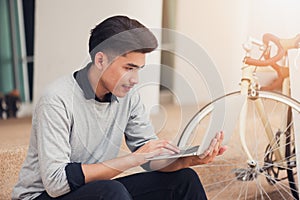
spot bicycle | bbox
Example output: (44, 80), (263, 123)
(177, 33), (300, 199)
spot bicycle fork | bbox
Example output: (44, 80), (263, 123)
(237, 65), (285, 180)
(239, 98), (284, 164)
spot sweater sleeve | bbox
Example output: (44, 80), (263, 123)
(65, 163), (85, 191)
(124, 92), (158, 153)
(35, 97), (73, 197)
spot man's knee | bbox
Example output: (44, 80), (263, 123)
(174, 168), (207, 199)
(95, 180), (132, 199)
(175, 168), (200, 182)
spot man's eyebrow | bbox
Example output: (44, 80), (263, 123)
(127, 63), (145, 69)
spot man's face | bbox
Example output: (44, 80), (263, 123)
(100, 52), (145, 98)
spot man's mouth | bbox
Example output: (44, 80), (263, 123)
(123, 85), (133, 91)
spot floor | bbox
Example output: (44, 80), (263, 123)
(0, 116), (32, 148)
(0, 116), (32, 200)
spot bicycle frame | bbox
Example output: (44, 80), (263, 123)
(239, 34), (300, 166)
(239, 65), (285, 164)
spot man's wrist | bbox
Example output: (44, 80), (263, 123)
(179, 157), (192, 168)
(128, 152), (146, 167)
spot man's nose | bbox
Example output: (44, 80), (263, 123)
(129, 71), (139, 85)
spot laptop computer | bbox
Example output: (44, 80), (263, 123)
(147, 93), (246, 160)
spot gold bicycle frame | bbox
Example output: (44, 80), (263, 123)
(239, 65), (284, 164)
(239, 34), (300, 165)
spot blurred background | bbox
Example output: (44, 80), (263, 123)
(1, 0), (300, 199)
(1, 0), (300, 116)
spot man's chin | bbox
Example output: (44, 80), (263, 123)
(112, 88), (133, 98)
(113, 92), (127, 98)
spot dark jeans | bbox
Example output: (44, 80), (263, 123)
(35, 168), (207, 200)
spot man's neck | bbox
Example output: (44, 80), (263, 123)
(87, 64), (108, 100)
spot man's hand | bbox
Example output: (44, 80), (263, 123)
(133, 139), (180, 165)
(181, 131), (227, 167)
(82, 139), (180, 183)
(153, 131), (227, 172)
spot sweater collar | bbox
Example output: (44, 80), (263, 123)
(74, 63), (118, 103)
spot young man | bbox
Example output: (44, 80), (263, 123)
(12, 15), (226, 200)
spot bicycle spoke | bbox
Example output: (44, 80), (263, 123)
(255, 177), (270, 199)
(262, 172), (295, 198)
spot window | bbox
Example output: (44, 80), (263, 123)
(0, 0), (34, 102)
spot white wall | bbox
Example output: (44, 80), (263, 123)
(171, 0), (300, 104)
(171, 0), (249, 104)
(34, 0), (162, 112)
(247, 0), (300, 38)
(34, 0), (300, 107)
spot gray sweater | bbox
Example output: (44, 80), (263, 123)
(12, 71), (157, 199)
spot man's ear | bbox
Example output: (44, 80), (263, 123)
(94, 52), (107, 70)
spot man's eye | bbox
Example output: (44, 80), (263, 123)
(125, 67), (134, 71)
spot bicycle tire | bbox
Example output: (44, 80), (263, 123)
(286, 107), (298, 199)
(177, 90), (300, 199)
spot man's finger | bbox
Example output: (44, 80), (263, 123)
(208, 138), (217, 156)
(164, 141), (180, 154)
(218, 146), (227, 155)
(198, 149), (210, 159)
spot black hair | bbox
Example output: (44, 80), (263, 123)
(89, 15), (158, 62)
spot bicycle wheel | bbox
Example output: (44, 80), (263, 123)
(177, 91), (299, 200)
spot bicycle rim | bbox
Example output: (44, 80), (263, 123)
(180, 91), (300, 200)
